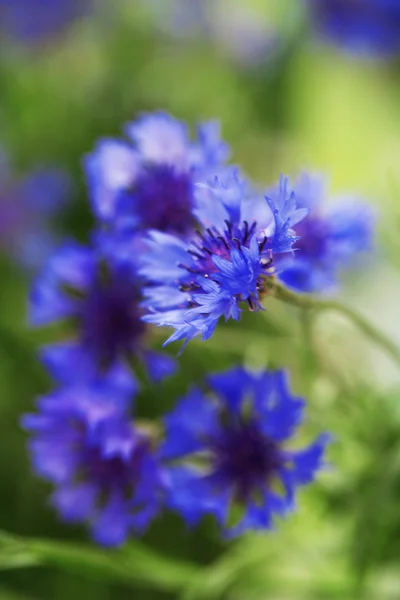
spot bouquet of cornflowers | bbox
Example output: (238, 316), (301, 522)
(20, 111), (385, 550)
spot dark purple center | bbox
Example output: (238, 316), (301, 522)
(81, 438), (149, 496)
(294, 214), (328, 260)
(209, 419), (284, 502)
(179, 220), (272, 309)
(131, 164), (194, 235)
(80, 271), (145, 369)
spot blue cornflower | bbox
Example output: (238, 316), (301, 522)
(306, 0), (400, 57)
(30, 241), (176, 396)
(140, 169), (308, 348)
(85, 112), (229, 239)
(161, 367), (329, 534)
(22, 386), (166, 546)
(0, 151), (70, 269)
(278, 172), (374, 293)
(0, 0), (94, 46)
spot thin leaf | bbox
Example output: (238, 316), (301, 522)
(0, 530), (200, 593)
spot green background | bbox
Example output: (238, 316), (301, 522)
(0, 1), (400, 598)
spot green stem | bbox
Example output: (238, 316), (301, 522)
(273, 283), (400, 368)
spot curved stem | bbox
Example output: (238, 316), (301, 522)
(273, 283), (400, 368)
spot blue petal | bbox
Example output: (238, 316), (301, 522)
(29, 274), (77, 327)
(293, 171), (326, 211)
(139, 230), (190, 283)
(278, 256), (337, 294)
(84, 139), (139, 220)
(166, 466), (227, 527)
(254, 371), (305, 441)
(208, 367), (252, 415)
(192, 120), (230, 169)
(287, 433), (331, 485)
(142, 350), (177, 382)
(161, 387), (217, 460)
(265, 174), (308, 254)
(50, 483), (96, 523)
(91, 494), (131, 547)
(125, 112), (189, 166)
(40, 342), (138, 402)
(28, 437), (78, 484)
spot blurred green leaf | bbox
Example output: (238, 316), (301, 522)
(0, 530), (200, 593)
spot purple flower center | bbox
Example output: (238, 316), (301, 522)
(179, 219), (272, 308)
(80, 271), (146, 368)
(81, 437), (149, 497)
(294, 214), (328, 260)
(131, 164), (194, 235)
(209, 419), (284, 502)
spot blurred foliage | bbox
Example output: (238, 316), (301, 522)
(1, 1), (400, 599)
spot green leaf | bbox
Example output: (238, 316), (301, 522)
(0, 530), (200, 593)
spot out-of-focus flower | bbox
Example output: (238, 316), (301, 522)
(161, 367), (329, 534)
(306, 0), (400, 57)
(22, 387), (166, 546)
(278, 172), (374, 293)
(85, 112), (229, 240)
(0, 153), (70, 269)
(145, 0), (277, 69)
(140, 169), (307, 349)
(0, 0), (94, 46)
(29, 241), (176, 397)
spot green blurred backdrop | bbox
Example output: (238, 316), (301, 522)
(1, 1), (400, 599)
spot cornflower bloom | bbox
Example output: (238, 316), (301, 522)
(0, 0), (94, 46)
(306, 0), (400, 57)
(85, 112), (229, 239)
(161, 367), (329, 534)
(30, 240), (175, 397)
(278, 172), (374, 293)
(0, 152), (70, 269)
(22, 387), (166, 546)
(140, 168), (308, 348)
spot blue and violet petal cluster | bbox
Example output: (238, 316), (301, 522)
(278, 172), (374, 293)
(23, 111), (374, 545)
(162, 368), (329, 534)
(30, 240), (176, 397)
(85, 111), (229, 240)
(22, 387), (165, 546)
(140, 170), (308, 347)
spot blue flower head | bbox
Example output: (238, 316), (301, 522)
(161, 367), (329, 535)
(22, 387), (166, 546)
(0, 151), (71, 269)
(0, 0), (94, 46)
(307, 0), (400, 57)
(30, 241), (176, 397)
(85, 112), (229, 239)
(140, 169), (307, 348)
(278, 172), (374, 293)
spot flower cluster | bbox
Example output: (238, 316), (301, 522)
(23, 367), (328, 544)
(23, 111), (374, 546)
